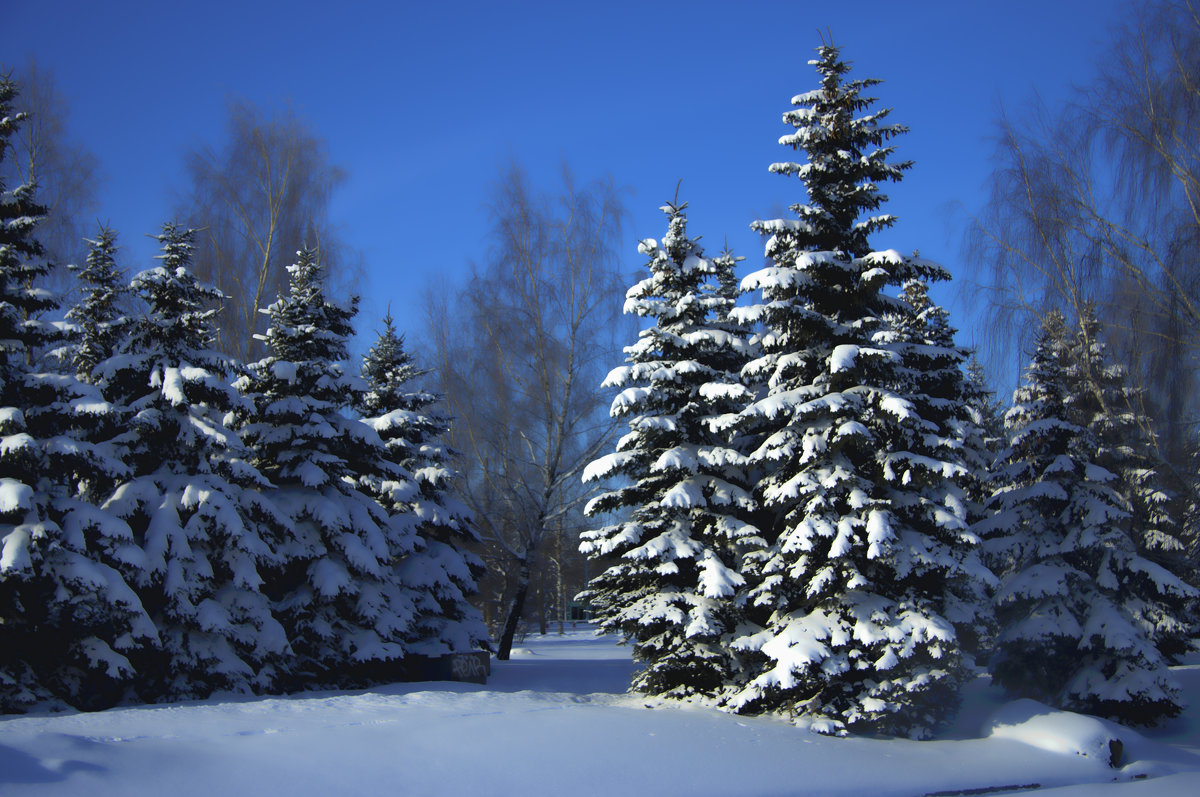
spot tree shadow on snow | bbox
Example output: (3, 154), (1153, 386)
(0, 738), (106, 784)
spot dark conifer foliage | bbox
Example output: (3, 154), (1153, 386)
(962, 356), (1004, 511)
(751, 46), (910, 261)
(56, 226), (131, 504)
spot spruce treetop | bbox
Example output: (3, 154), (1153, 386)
(65, 226), (126, 380)
(738, 45), (944, 381)
(754, 44), (911, 259)
(623, 201), (742, 340)
(243, 247), (370, 489)
(125, 224), (225, 364)
(260, 248), (356, 367)
(360, 310), (430, 418)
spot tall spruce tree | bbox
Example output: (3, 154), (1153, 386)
(57, 226), (132, 509)
(357, 311), (488, 656)
(581, 201), (758, 698)
(719, 46), (985, 737)
(0, 76), (154, 711)
(980, 310), (1192, 726)
(1066, 305), (1196, 662)
(239, 250), (419, 688)
(97, 224), (288, 700)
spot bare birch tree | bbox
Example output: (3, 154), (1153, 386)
(426, 161), (627, 659)
(965, 0), (1200, 473)
(175, 99), (360, 361)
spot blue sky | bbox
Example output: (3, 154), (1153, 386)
(3, 0), (1132, 377)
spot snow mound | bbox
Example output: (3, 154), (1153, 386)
(987, 698), (1127, 767)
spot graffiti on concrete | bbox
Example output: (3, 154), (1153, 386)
(450, 653), (489, 682)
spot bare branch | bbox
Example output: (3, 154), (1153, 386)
(424, 159), (628, 651)
(175, 99), (357, 361)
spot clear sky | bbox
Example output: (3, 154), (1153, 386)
(2, 0), (1133, 373)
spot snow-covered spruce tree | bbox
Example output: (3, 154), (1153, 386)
(96, 223), (288, 701)
(239, 249), (419, 689)
(980, 310), (1190, 726)
(717, 46), (987, 737)
(1066, 305), (1196, 662)
(580, 201), (758, 699)
(357, 311), (488, 657)
(55, 226), (133, 506)
(886, 278), (995, 660)
(0, 76), (154, 712)
(64, 225), (128, 384)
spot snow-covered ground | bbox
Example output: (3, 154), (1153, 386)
(3, 628), (1200, 796)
